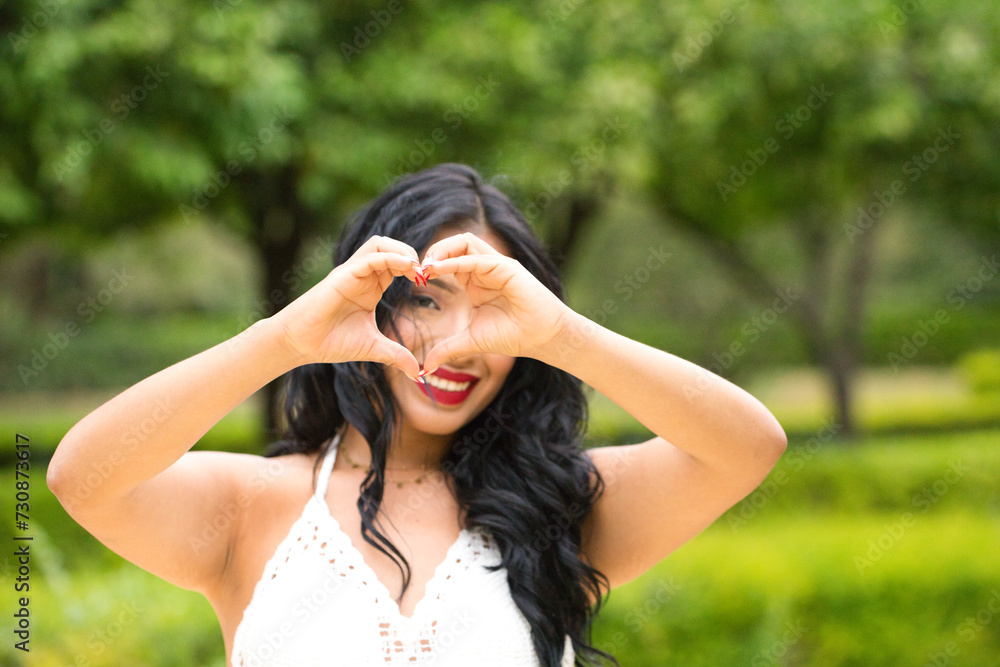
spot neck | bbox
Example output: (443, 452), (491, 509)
(339, 423), (452, 471)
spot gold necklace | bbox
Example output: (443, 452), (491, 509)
(339, 447), (442, 489)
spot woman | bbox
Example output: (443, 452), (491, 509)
(48, 163), (786, 666)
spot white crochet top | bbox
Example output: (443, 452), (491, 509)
(230, 436), (575, 666)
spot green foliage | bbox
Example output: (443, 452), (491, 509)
(856, 389), (1000, 434)
(723, 429), (1000, 524)
(958, 348), (1000, 394)
(3, 0), (999, 441)
(4, 429), (998, 664)
(2, 564), (222, 667)
(864, 307), (1000, 367)
(592, 513), (1000, 666)
(2, 314), (239, 392)
(590, 429), (1000, 666)
(588, 372), (1000, 442)
(0, 0), (633, 237)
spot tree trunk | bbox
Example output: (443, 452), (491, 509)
(547, 193), (600, 274)
(827, 216), (879, 439)
(790, 289), (858, 438)
(256, 217), (305, 441)
(827, 347), (857, 437)
(239, 165), (314, 441)
(657, 203), (873, 440)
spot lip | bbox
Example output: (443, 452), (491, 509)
(429, 367), (479, 383)
(414, 367), (481, 406)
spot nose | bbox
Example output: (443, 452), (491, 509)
(439, 302), (473, 338)
(419, 302), (475, 362)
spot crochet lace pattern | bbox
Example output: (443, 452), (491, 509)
(230, 437), (574, 667)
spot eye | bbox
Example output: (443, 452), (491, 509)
(410, 293), (439, 310)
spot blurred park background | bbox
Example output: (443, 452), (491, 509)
(2, 0), (999, 664)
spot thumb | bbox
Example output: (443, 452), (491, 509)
(422, 332), (479, 375)
(368, 335), (421, 380)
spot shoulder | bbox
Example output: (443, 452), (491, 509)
(177, 449), (322, 520)
(177, 449), (319, 491)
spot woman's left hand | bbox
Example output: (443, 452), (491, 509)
(419, 232), (574, 372)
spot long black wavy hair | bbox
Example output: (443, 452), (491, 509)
(267, 163), (618, 667)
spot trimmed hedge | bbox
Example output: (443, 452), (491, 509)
(723, 429), (1000, 526)
(592, 513), (1000, 666)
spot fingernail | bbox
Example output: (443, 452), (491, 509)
(417, 369), (427, 377)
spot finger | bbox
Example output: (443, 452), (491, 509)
(366, 335), (421, 380)
(423, 254), (515, 289)
(348, 236), (424, 283)
(421, 231), (501, 263)
(357, 235), (420, 262)
(346, 251), (426, 283)
(422, 331), (481, 375)
(410, 260), (430, 287)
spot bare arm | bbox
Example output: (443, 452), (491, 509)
(419, 232), (787, 589)
(47, 236), (424, 593)
(49, 321), (294, 506)
(536, 312), (787, 588)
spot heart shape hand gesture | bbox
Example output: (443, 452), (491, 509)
(270, 232), (574, 379)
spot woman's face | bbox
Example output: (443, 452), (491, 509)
(384, 226), (517, 437)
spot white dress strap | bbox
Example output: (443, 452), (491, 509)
(313, 432), (342, 501)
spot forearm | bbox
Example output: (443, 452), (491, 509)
(48, 318), (299, 505)
(537, 311), (787, 468)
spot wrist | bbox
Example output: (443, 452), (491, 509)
(232, 317), (307, 375)
(531, 309), (605, 370)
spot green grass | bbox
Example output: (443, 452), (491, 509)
(748, 366), (1000, 437)
(4, 563), (223, 667)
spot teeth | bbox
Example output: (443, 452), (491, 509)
(423, 375), (472, 392)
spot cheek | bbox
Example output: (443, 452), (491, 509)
(386, 313), (425, 350)
(486, 354), (516, 382)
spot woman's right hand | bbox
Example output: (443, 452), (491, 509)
(268, 235), (424, 379)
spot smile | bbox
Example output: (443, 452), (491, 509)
(414, 368), (480, 406)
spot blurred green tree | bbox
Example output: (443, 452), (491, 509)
(0, 0), (632, 430)
(2, 0), (997, 438)
(579, 0), (1000, 436)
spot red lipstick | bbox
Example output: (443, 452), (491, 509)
(414, 367), (480, 406)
